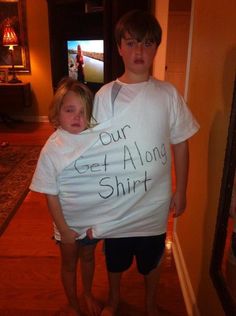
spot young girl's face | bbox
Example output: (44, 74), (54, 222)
(59, 90), (87, 134)
(118, 32), (157, 79)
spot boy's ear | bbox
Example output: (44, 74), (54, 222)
(117, 44), (122, 57)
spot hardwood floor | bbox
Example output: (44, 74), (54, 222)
(0, 122), (188, 316)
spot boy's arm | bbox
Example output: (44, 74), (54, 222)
(170, 140), (189, 217)
(46, 194), (79, 243)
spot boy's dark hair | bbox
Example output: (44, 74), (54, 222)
(115, 10), (162, 47)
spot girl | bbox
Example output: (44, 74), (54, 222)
(30, 77), (101, 316)
(76, 44), (85, 83)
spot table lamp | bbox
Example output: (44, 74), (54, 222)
(2, 21), (22, 84)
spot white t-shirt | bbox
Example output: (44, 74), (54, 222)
(30, 77), (199, 240)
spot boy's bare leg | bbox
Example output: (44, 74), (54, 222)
(60, 242), (81, 315)
(101, 271), (122, 316)
(80, 243), (102, 316)
(144, 264), (162, 316)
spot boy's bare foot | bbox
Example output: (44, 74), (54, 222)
(147, 304), (160, 316)
(83, 293), (102, 316)
(59, 304), (81, 316)
(100, 305), (117, 316)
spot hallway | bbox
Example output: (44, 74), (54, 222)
(0, 122), (188, 315)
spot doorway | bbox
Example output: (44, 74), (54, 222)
(165, 0), (192, 96)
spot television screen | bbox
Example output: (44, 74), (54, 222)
(67, 40), (104, 84)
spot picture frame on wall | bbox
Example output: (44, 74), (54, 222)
(0, 68), (8, 82)
(0, 0), (30, 73)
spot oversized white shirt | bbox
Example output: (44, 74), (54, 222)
(30, 77), (199, 240)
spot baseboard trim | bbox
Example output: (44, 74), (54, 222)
(172, 232), (200, 316)
(15, 116), (49, 122)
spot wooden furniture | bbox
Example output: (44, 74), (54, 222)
(0, 82), (31, 111)
(0, 82), (31, 123)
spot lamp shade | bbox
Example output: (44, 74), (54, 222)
(3, 24), (18, 46)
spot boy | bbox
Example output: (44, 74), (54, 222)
(92, 9), (200, 316)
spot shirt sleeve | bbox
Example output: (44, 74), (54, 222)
(169, 89), (200, 144)
(29, 148), (59, 195)
(92, 83), (113, 123)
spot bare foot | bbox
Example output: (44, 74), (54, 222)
(147, 304), (160, 316)
(59, 304), (81, 316)
(100, 305), (117, 316)
(83, 293), (102, 316)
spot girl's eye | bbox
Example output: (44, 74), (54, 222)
(65, 107), (74, 113)
(62, 105), (75, 113)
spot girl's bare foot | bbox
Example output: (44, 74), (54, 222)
(59, 304), (81, 316)
(100, 305), (117, 316)
(83, 293), (102, 316)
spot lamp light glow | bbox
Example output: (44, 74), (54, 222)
(3, 24), (19, 47)
(2, 21), (21, 84)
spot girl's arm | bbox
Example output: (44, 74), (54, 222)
(46, 194), (79, 243)
(170, 140), (189, 217)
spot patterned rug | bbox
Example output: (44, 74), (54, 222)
(0, 145), (41, 235)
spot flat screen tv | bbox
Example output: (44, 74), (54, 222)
(67, 40), (104, 85)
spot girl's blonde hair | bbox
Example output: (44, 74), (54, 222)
(48, 77), (94, 128)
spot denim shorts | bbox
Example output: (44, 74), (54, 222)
(55, 236), (100, 246)
(78, 236), (100, 246)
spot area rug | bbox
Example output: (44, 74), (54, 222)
(0, 145), (41, 235)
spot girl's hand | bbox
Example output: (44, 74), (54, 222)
(60, 229), (79, 244)
(86, 228), (93, 240)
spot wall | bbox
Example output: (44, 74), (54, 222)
(153, 0), (169, 80)
(174, 0), (236, 315)
(17, 0), (53, 120)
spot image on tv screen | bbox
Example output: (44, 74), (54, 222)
(67, 40), (104, 84)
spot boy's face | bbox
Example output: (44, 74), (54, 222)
(118, 32), (157, 76)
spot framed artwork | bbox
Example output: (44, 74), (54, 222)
(0, 68), (8, 82)
(0, 0), (30, 73)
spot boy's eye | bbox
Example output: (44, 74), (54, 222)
(144, 40), (155, 47)
(124, 38), (155, 48)
(126, 40), (136, 47)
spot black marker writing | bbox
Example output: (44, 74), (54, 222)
(123, 142), (167, 170)
(98, 171), (152, 199)
(74, 154), (109, 174)
(99, 124), (131, 145)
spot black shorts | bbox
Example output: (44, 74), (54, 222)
(104, 234), (166, 275)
